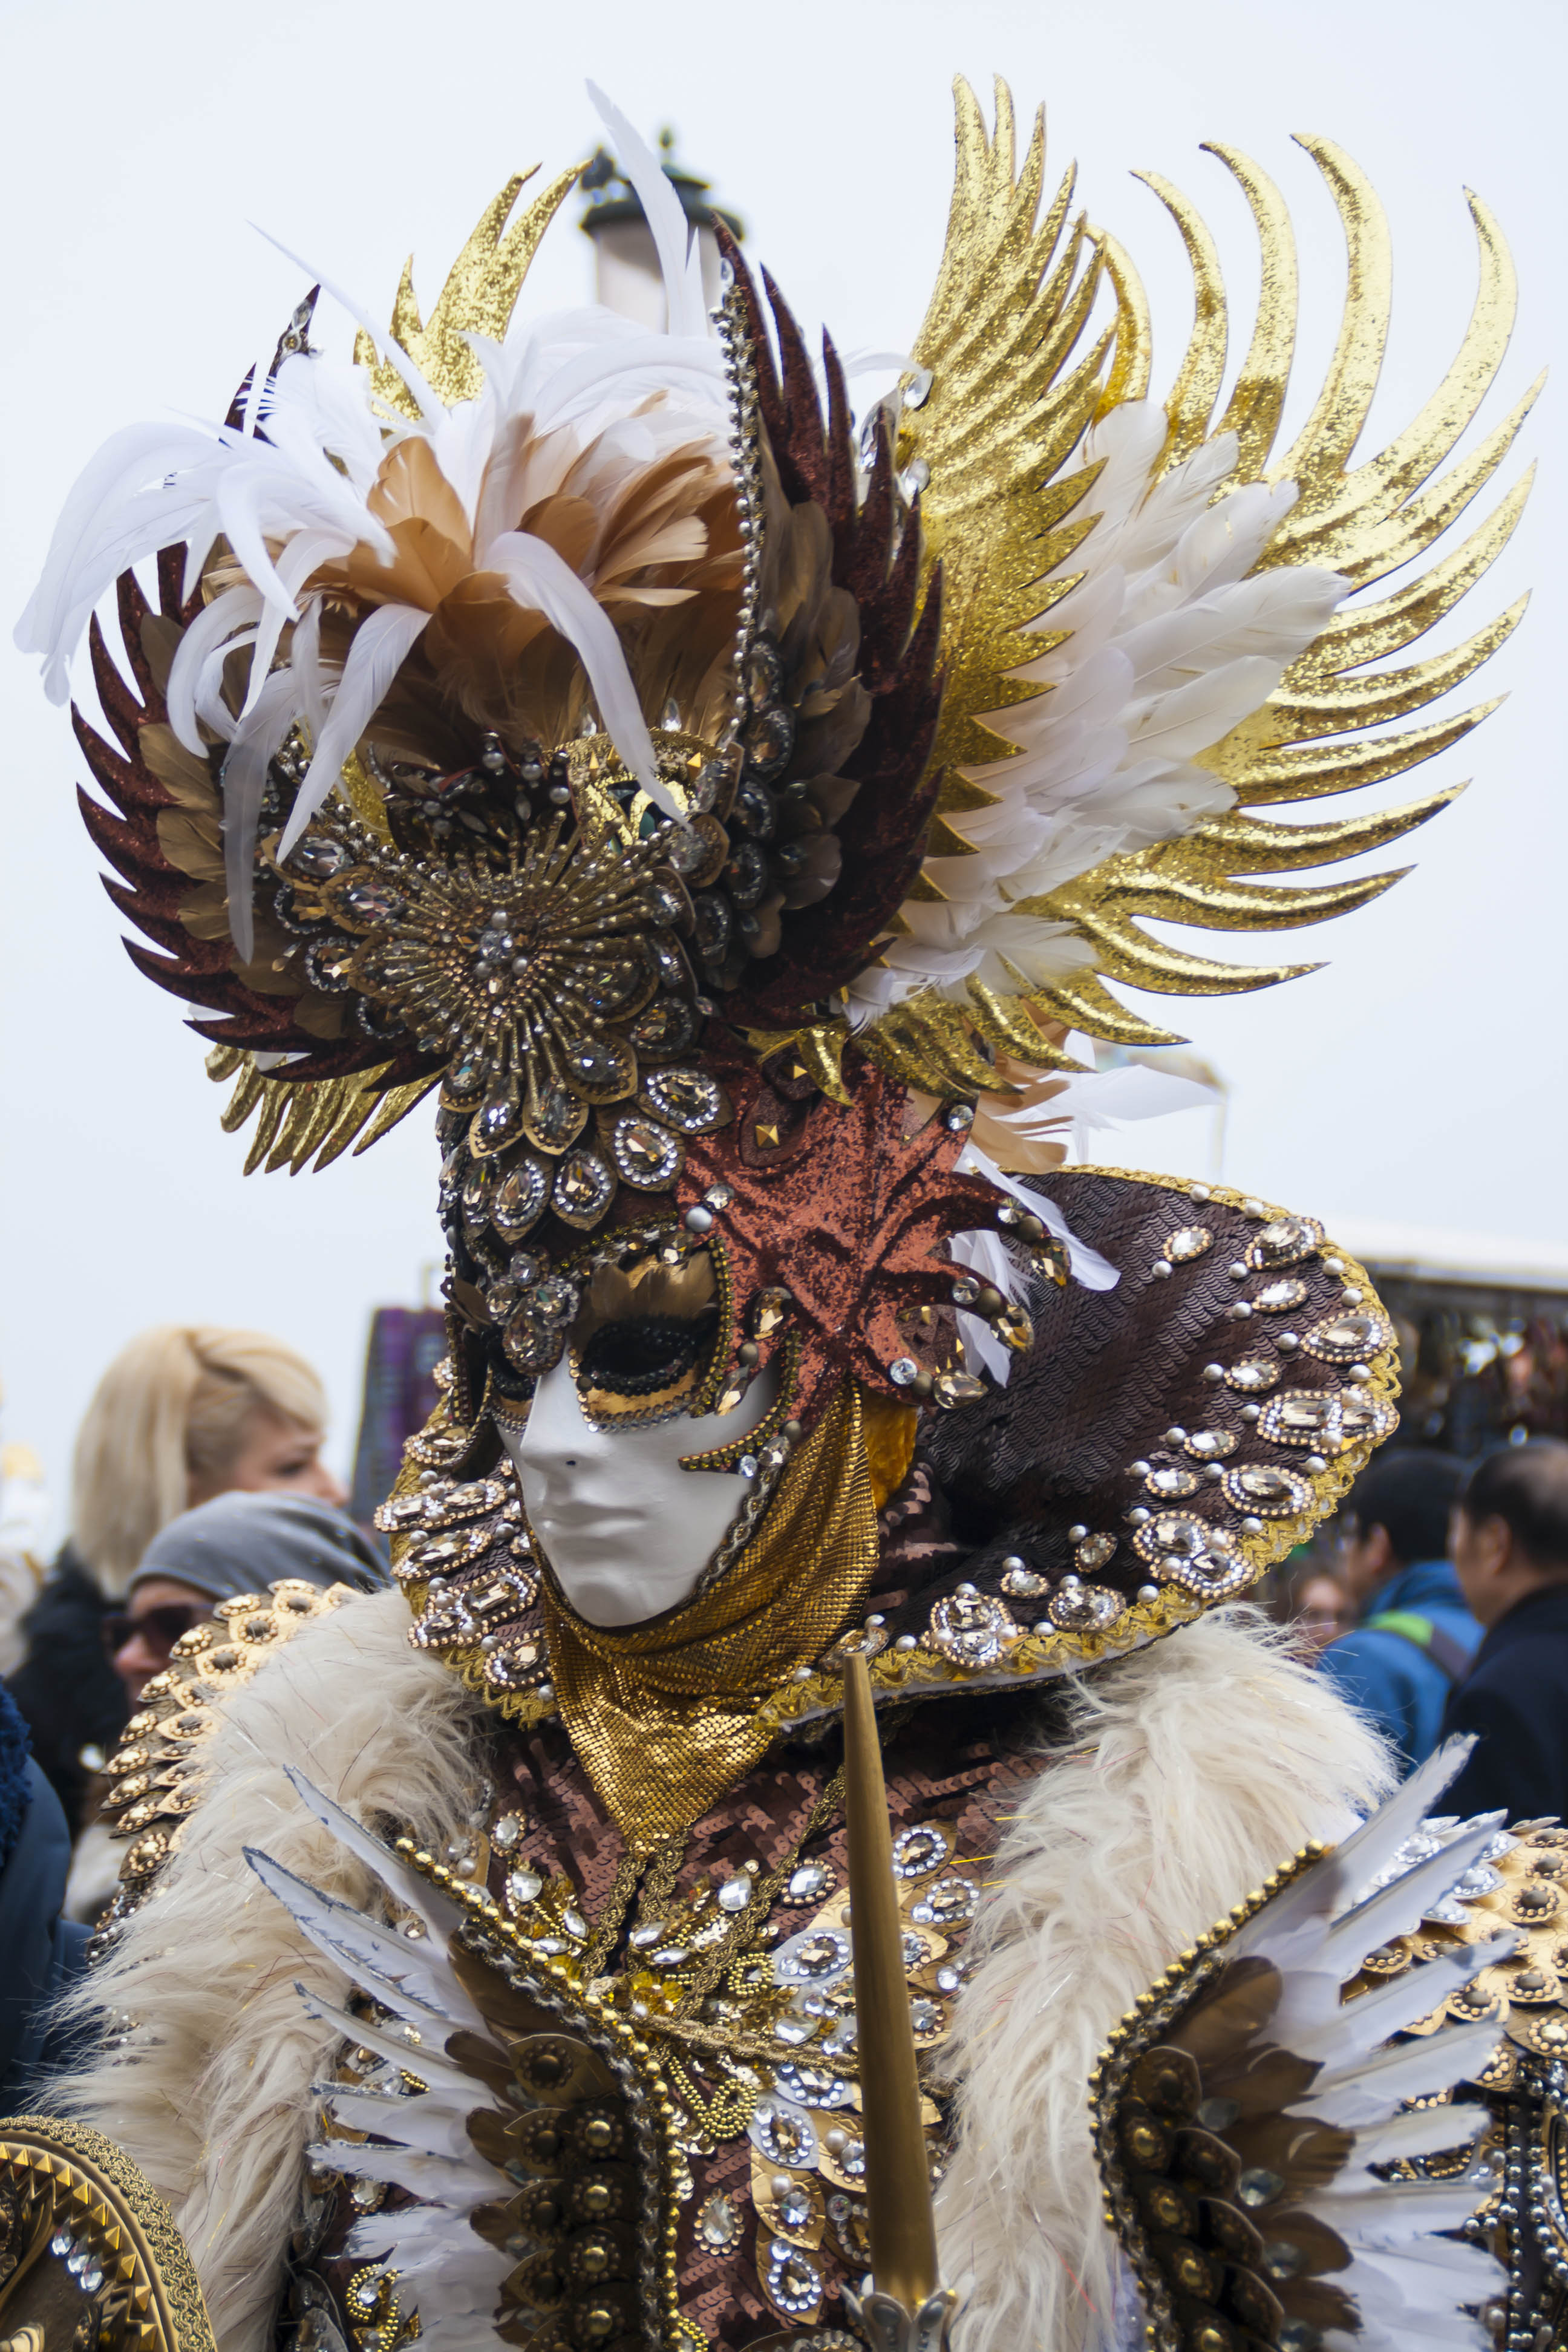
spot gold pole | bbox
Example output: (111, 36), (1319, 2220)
(843, 1652), (939, 2310)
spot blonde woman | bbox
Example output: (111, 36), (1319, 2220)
(7, 1327), (344, 1831)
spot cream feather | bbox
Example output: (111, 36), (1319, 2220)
(846, 403), (1348, 1024)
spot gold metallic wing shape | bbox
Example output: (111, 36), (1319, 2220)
(884, 93), (1535, 1073)
(353, 163), (583, 416)
(204, 1045), (436, 1176)
(898, 79), (1126, 849)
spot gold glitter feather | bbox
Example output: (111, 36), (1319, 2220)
(206, 1046), (436, 1175)
(352, 164), (584, 416)
(879, 91), (1535, 1076)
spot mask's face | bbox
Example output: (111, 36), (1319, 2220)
(500, 1249), (780, 1628)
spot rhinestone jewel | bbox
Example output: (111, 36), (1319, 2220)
(716, 1875), (752, 1913)
(1227, 1357), (1281, 1393)
(610, 1115), (683, 1187)
(1339, 1390), (1397, 1443)
(910, 1874), (979, 1927)
(1223, 1464), (1313, 1517)
(642, 1067), (728, 1133)
(1183, 1428), (1238, 1461)
(491, 1157), (550, 1240)
(532, 1276), (578, 1327)
(929, 1589), (1019, 1668)
(505, 1867), (543, 1909)
(1259, 1391), (1344, 1448)
(784, 1860), (834, 1904)
(1146, 1463), (1200, 1498)
(290, 835), (351, 878)
(697, 2191), (742, 2252)
(1247, 1215), (1324, 1270)
(765, 2238), (824, 2316)
(1304, 1309), (1394, 1364)
(750, 2095), (820, 2168)
(341, 876), (406, 923)
(1076, 1531), (1118, 1571)
(775, 1927), (853, 1984)
(491, 1812), (523, 1850)
(1254, 1278), (1309, 1312)
(553, 1146), (616, 1226)
(891, 1822), (952, 1878)
(1001, 1562), (1050, 1598)
(1049, 1579), (1122, 1632)
(753, 1287), (791, 1339)
(773, 2182), (815, 2232)
(563, 1035), (635, 1099)
(1166, 1225), (1214, 1263)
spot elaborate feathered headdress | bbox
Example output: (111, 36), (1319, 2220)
(18, 82), (1531, 1684)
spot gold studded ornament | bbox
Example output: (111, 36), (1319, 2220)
(0, 2117), (215, 2352)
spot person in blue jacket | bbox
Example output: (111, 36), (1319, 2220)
(1319, 1448), (1479, 1774)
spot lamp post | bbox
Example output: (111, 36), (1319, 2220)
(579, 128), (744, 327)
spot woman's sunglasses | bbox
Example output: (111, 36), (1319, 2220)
(103, 1602), (206, 1656)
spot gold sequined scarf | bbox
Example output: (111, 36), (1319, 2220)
(540, 1382), (909, 1849)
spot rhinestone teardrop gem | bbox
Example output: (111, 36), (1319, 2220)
(1304, 1310), (1394, 1363)
(552, 1147), (616, 1228)
(1254, 1278), (1309, 1312)
(1183, 1428), (1238, 1461)
(290, 834), (351, 878)
(1226, 1357), (1281, 1393)
(1247, 1215), (1324, 1269)
(562, 1034), (637, 1103)
(611, 1115), (684, 1188)
(1048, 1579), (1122, 1632)
(528, 1082), (587, 1153)
(1222, 1463), (1313, 1517)
(629, 996), (700, 1057)
(1166, 1225), (1214, 1263)
(1259, 1391), (1344, 1448)
(642, 1067), (729, 1134)
(491, 1157), (550, 1241)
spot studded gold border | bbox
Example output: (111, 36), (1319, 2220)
(0, 2115), (217, 2352)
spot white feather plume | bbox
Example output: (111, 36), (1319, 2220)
(15, 123), (730, 958)
(846, 400), (1348, 1025)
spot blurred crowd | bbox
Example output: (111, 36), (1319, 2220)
(0, 1323), (390, 2103)
(1267, 1437), (1568, 1820)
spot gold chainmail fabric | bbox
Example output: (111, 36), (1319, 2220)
(541, 1381), (885, 1848)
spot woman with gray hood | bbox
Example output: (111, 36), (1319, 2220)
(106, 1492), (388, 1707)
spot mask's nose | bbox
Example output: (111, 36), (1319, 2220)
(515, 1353), (598, 1488)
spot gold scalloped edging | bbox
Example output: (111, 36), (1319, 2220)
(0, 2115), (217, 2352)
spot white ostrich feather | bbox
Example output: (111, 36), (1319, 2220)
(15, 89), (730, 958)
(846, 400), (1348, 1024)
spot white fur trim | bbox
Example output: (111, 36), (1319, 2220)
(936, 1606), (1395, 2352)
(50, 1588), (486, 2352)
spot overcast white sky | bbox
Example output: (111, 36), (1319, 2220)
(1, 0), (1563, 1524)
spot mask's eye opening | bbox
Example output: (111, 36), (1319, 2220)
(571, 1249), (720, 1423)
(578, 1310), (719, 1400)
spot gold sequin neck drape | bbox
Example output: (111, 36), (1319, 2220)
(540, 1381), (880, 1847)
